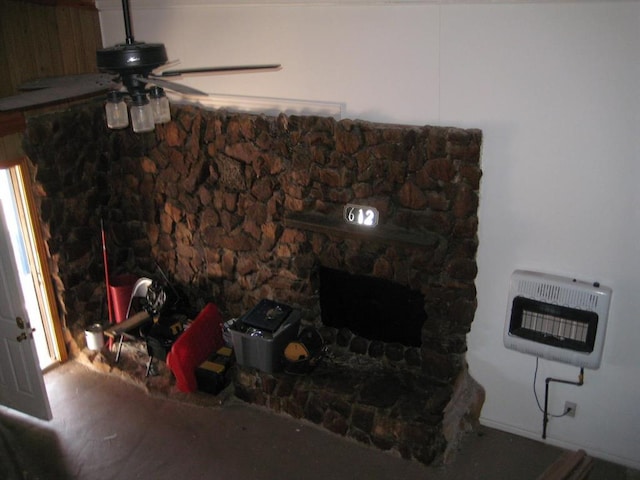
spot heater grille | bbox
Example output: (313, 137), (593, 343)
(521, 311), (588, 343)
(504, 270), (612, 369)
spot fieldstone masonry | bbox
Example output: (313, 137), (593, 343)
(23, 101), (484, 464)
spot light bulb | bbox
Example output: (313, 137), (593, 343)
(148, 86), (171, 124)
(129, 92), (155, 133)
(105, 91), (129, 129)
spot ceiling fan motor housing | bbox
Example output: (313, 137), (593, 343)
(97, 42), (168, 77)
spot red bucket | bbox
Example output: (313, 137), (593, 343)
(108, 274), (138, 323)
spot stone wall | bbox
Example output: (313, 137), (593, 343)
(24, 101), (481, 381)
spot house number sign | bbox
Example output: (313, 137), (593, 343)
(343, 203), (379, 227)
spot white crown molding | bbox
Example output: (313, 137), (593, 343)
(96, 0), (435, 9)
(96, 0), (624, 10)
(170, 92), (344, 119)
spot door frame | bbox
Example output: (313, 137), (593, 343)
(0, 156), (67, 366)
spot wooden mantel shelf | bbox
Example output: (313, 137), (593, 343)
(284, 212), (439, 249)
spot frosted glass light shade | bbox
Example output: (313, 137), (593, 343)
(149, 86), (171, 124)
(130, 93), (155, 133)
(105, 91), (129, 129)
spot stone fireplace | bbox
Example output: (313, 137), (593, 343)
(23, 101), (484, 465)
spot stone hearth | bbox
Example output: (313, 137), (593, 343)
(23, 101), (483, 465)
(233, 324), (484, 464)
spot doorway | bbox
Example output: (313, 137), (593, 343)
(0, 162), (66, 370)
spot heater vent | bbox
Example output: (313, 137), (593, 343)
(516, 278), (601, 311)
(504, 270), (612, 369)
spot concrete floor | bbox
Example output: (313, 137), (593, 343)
(0, 360), (635, 480)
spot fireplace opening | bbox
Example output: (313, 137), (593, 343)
(318, 267), (426, 347)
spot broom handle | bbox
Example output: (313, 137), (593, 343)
(101, 218), (114, 324)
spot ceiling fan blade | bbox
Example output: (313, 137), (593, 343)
(136, 75), (208, 96)
(157, 64), (282, 77)
(19, 73), (117, 91)
(0, 78), (115, 112)
(152, 59), (181, 73)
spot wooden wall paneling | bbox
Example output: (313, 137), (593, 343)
(1, 2), (37, 90)
(0, 111), (26, 136)
(76, 6), (102, 71)
(78, 6), (102, 71)
(30, 3), (66, 78)
(0, 1), (61, 88)
(56, 6), (101, 74)
(0, 5), (13, 97)
(0, 133), (25, 166)
(55, 6), (81, 73)
(0, 1), (15, 93)
(1, 1), (101, 95)
(17, 4), (42, 81)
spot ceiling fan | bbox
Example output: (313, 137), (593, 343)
(0, 0), (281, 132)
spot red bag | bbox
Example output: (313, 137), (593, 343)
(167, 303), (224, 392)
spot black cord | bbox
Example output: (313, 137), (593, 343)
(533, 357), (571, 418)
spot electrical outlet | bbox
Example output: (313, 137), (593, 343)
(564, 401), (577, 417)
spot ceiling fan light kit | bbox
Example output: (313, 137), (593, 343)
(129, 91), (155, 133)
(149, 87), (171, 124)
(105, 86), (169, 132)
(105, 91), (129, 129)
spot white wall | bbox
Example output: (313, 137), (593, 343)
(98, 0), (640, 468)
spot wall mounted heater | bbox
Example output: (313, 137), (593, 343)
(504, 270), (612, 369)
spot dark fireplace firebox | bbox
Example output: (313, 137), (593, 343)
(319, 266), (426, 347)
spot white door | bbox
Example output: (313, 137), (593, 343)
(0, 203), (52, 420)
